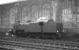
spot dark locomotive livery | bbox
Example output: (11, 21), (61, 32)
(6, 20), (63, 40)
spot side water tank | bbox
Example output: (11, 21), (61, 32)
(25, 23), (41, 32)
(22, 21), (57, 33)
(43, 21), (56, 33)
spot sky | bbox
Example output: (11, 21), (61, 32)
(0, 0), (26, 5)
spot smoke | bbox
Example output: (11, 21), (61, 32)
(0, 0), (26, 5)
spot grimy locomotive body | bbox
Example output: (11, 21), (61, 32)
(6, 20), (63, 40)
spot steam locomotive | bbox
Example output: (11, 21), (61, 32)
(6, 20), (63, 40)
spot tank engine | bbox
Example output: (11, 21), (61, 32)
(6, 20), (63, 40)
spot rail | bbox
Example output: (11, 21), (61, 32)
(0, 36), (79, 50)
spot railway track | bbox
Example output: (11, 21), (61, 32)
(0, 36), (79, 50)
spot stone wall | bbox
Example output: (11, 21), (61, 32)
(0, 0), (79, 33)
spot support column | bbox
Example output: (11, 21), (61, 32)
(56, 0), (63, 23)
(16, 2), (22, 22)
(56, 0), (63, 33)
